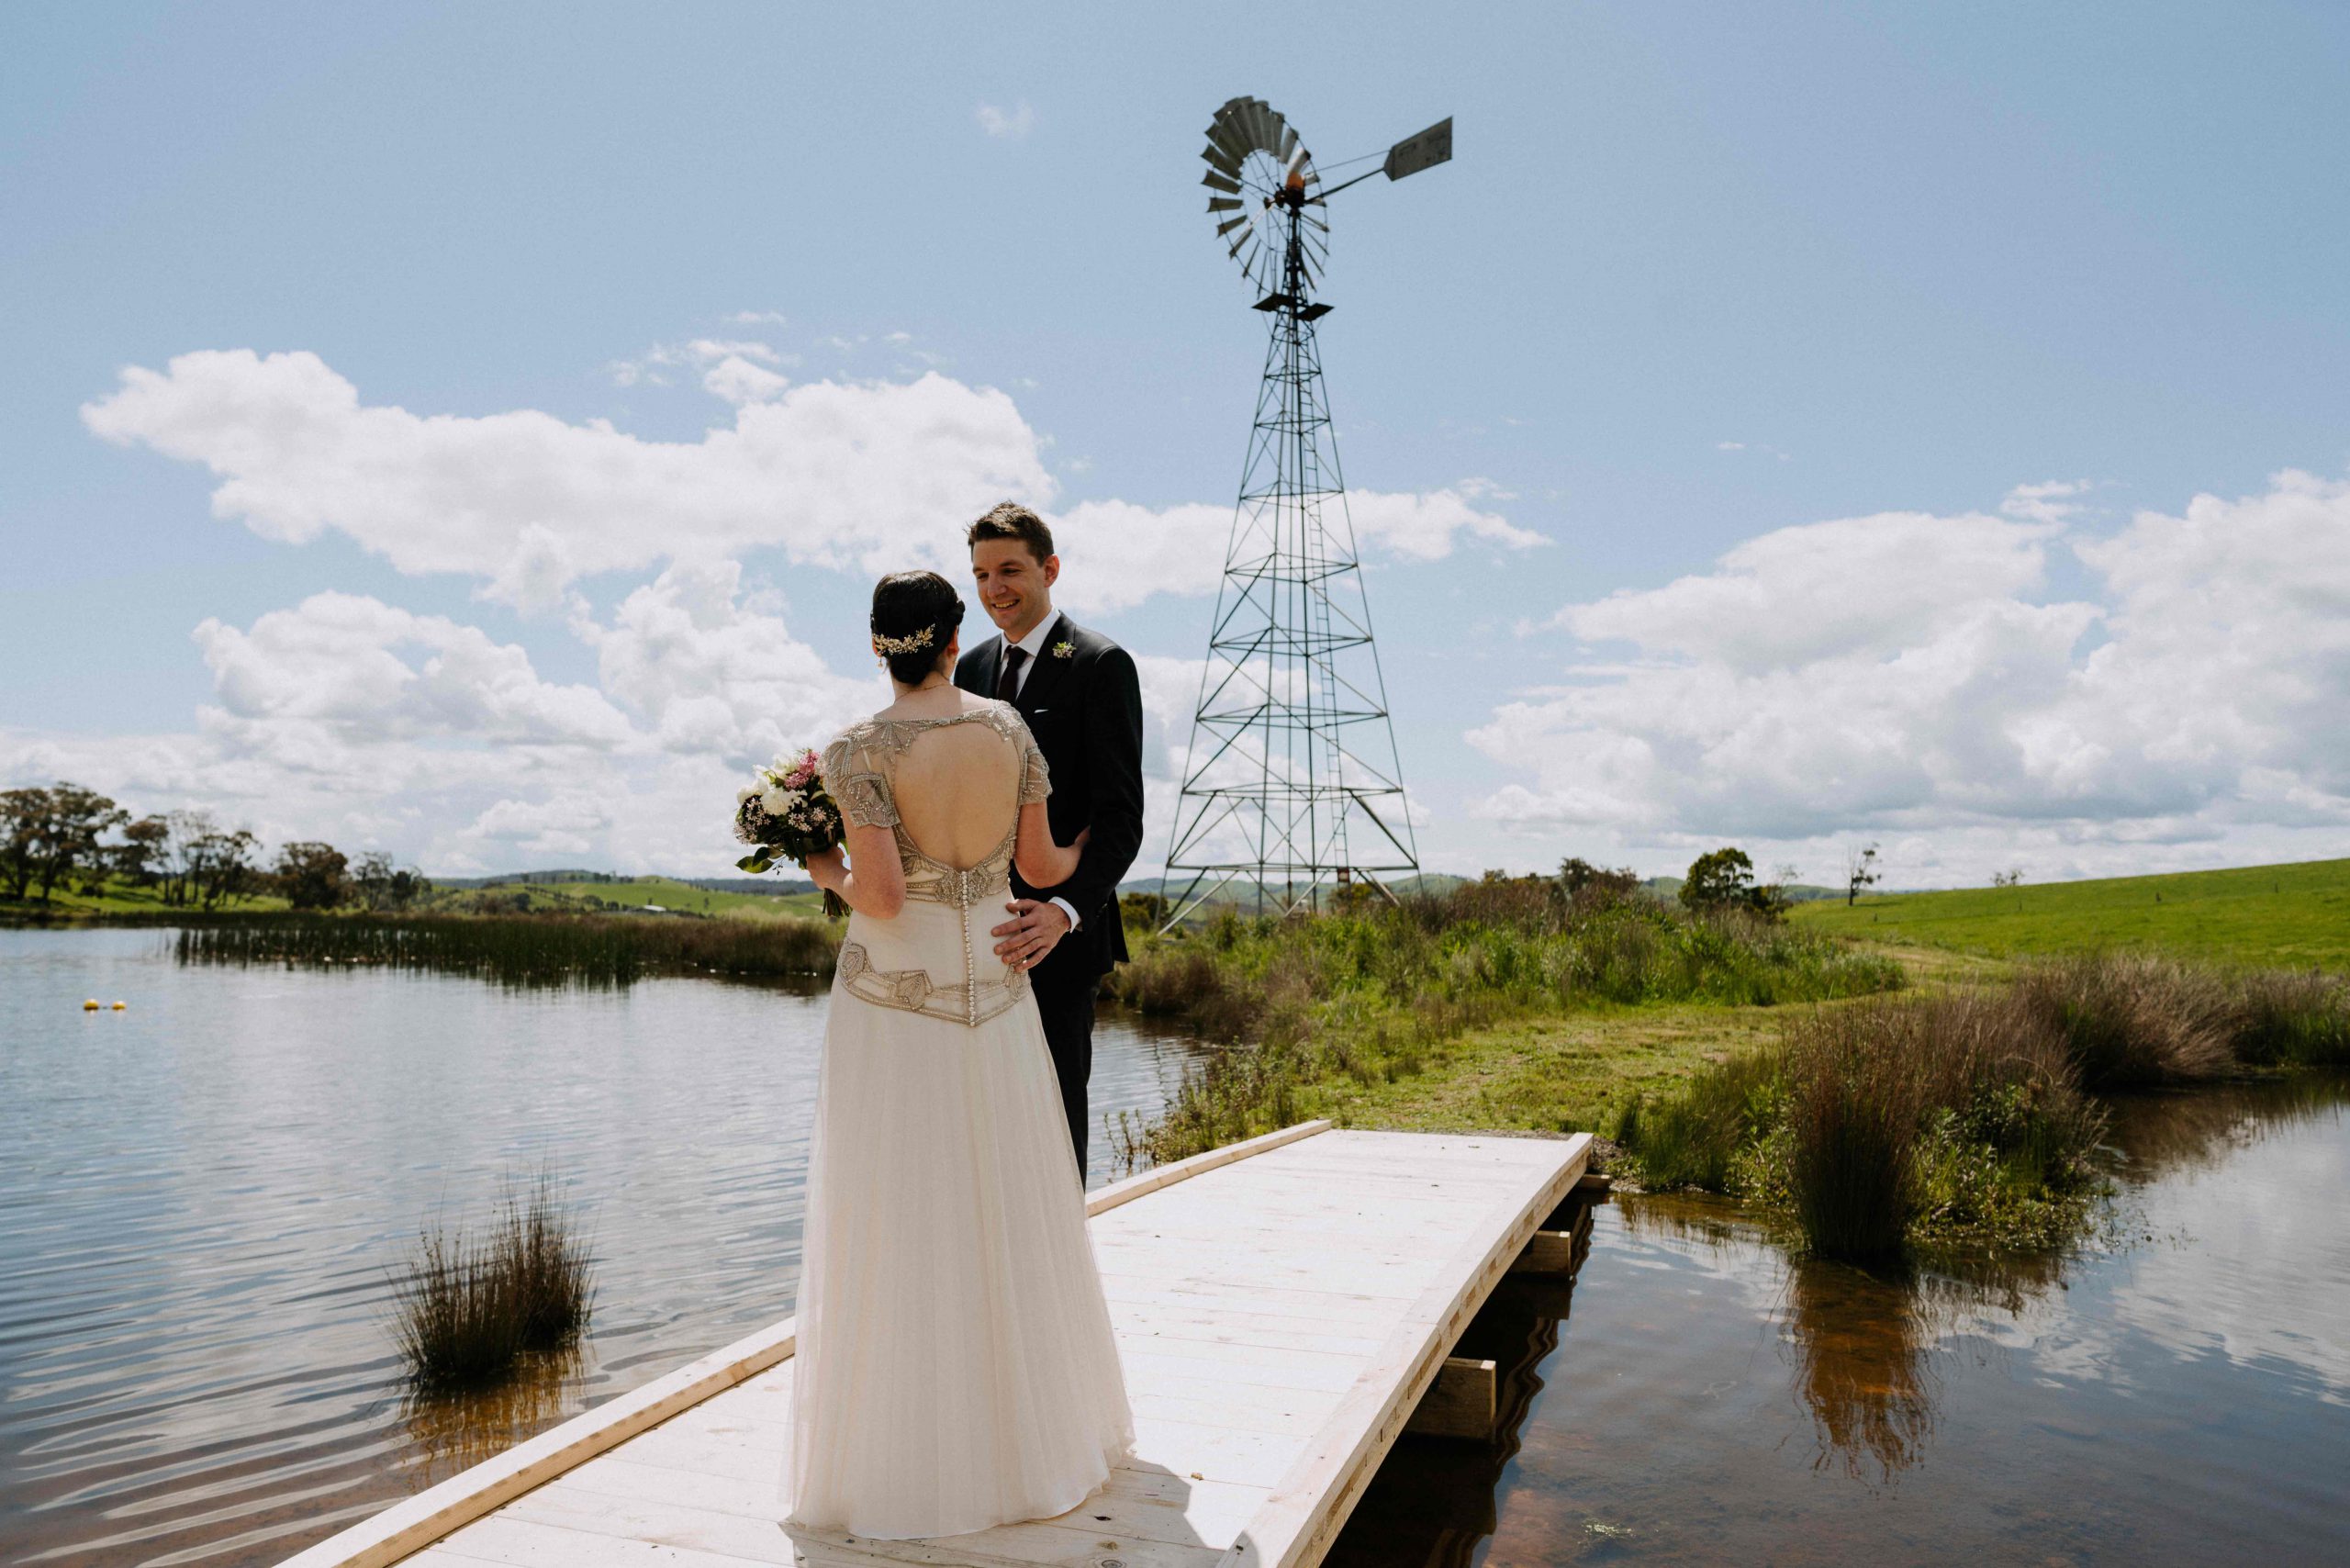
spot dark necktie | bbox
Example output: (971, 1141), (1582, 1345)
(997, 645), (1028, 703)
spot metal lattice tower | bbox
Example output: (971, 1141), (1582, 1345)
(1163, 99), (1452, 924)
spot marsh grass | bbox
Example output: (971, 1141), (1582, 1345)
(2010, 955), (2236, 1088)
(2227, 969), (2350, 1067)
(1617, 952), (2343, 1260)
(1111, 885), (1904, 1170)
(176, 912), (837, 988)
(392, 1180), (595, 1392)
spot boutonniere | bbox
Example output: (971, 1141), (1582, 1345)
(1050, 639), (1075, 660)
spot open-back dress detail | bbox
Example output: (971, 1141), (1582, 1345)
(786, 700), (1134, 1541)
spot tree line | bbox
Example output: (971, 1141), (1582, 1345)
(0, 780), (430, 912)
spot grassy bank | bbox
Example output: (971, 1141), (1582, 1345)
(1, 870), (826, 924)
(1792, 856), (2350, 970)
(1104, 882), (1904, 1169)
(176, 911), (839, 988)
(1613, 955), (2350, 1260)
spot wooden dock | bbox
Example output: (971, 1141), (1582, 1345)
(284, 1120), (1591, 1568)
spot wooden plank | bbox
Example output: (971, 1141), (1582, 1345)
(1082, 1120), (1334, 1219)
(1402, 1357), (1496, 1441)
(1126, 1385), (1331, 1439)
(499, 1480), (1226, 1568)
(551, 1455), (1267, 1548)
(1509, 1229), (1577, 1274)
(1216, 1131), (1591, 1568)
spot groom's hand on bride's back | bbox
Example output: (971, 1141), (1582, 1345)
(992, 897), (1070, 969)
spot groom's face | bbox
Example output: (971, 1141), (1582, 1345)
(970, 539), (1058, 640)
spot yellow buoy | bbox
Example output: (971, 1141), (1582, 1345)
(83, 999), (100, 1011)
(112, 1001), (128, 1011)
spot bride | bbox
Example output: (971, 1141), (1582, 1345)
(785, 570), (1134, 1540)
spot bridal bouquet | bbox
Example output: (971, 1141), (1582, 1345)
(733, 748), (848, 917)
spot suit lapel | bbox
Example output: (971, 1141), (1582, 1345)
(1013, 616), (1076, 717)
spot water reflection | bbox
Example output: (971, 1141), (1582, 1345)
(1448, 1074), (2350, 1564)
(396, 1346), (590, 1490)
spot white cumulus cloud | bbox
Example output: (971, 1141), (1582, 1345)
(1472, 472), (2350, 882)
(81, 349), (1540, 613)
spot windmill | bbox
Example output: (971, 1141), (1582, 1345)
(1161, 98), (1454, 924)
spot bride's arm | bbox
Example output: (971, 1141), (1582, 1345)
(808, 821), (907, 918)
(1013, 802), (1088, 890)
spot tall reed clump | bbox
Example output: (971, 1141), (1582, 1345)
(393, 1180), (595, 1391)
(1617, 989), (2107, 1260)
(2223, 969), (2350, 1068)
(2009, 955), (2236, 1089)
(178, 912), (838, 988)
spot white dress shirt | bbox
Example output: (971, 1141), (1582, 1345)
(1001, 608), (1062, 700)
(1002, 608), (1082, 932)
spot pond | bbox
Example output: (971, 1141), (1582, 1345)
(0, 927), (1203, 1565)
(1329, 1074), (2350, 1566)
(6, 927), (2345, 1566)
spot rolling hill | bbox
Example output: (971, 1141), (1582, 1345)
(1791, 857), (2350, 970)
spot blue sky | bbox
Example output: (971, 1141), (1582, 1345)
(6, 2), (2348, 885)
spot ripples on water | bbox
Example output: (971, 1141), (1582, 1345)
(0, 929), (1203, 1565)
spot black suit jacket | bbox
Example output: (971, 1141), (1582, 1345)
(955, 615), (1143, 983)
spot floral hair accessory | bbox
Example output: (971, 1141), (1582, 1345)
(872, 625), (937, 656)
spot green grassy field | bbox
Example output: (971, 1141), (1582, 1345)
(1793, 857), (2350, 970)
(442, 876), (828, 921)
(0, 882), (286, 919)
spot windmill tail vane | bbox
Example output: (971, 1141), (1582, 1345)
(1161, 100), (1454, 927)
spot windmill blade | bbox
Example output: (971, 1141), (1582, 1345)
(1202, 143), (1241, 179)
(1207, 196), (1245, 214)
(1209, 119), (1252, 162)
(1246, 101), (1277, 150)
(1279, 125), (1299, 164)
(1215, 213), (1254, 241)
(1202, 168), (1241, 195)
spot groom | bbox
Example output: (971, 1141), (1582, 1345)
(957, 501), (1145, 1179)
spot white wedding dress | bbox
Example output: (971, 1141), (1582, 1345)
(786, 700), (1134, 1540)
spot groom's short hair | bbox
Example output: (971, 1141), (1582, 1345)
(967, 501), (1055, 565)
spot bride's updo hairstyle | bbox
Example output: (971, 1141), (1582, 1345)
(870, 570), (966, 684)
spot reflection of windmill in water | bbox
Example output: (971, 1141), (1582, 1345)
(1161, 97), (1453, 924)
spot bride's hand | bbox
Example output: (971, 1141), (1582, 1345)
(1071, 827), (1091, 851)
(805, 846), (845, 888)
